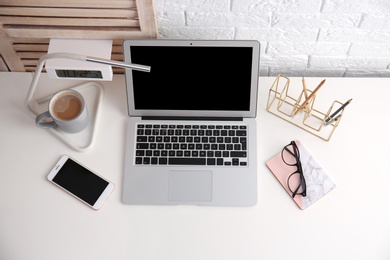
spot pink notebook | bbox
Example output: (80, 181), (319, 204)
(266, 140), (336, 209)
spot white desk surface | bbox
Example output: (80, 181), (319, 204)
(1, 72), (390, 260)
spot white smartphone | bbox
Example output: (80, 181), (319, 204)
(47, 155), (115, 210)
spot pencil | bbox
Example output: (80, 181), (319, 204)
(294, 79), (326, 115)
(302, 77), (308, 99)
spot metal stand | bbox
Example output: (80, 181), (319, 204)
(266, 75), (346, 141)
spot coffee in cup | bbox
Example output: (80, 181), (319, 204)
(35, 89), (88, 133)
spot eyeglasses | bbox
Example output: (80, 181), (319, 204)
(281, 141), (307, 198)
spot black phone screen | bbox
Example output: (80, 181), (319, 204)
(52, 158), (109, 206)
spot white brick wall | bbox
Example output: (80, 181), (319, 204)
(153, 0), (390, 77)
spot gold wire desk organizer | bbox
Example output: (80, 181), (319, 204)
(266, 74), (347, 141)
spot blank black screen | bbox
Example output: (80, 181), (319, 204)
(130, 46), (253, 111)
(53, 159), (109, 206)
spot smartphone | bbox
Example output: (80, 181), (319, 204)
(47, 155), (115, 210)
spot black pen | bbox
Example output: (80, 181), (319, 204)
(324, 98), (352, 125)
(324, 114), (342, 125)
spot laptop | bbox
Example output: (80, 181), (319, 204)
(122, 39), (260, 206)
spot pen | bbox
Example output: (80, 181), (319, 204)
(294, 79), (326, 115)
(324, 98), (353, 125)
(324, 114), (342, 126)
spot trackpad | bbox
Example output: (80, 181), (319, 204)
(168, 170), (212, 202)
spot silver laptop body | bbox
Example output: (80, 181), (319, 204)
(122, 39), (260, 206)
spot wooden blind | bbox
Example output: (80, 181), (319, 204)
(0, 0), (158, 73)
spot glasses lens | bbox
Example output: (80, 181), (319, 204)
(282, 144), (298, 166)
(287, 172), (306, 197)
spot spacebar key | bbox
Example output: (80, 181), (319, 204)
(168, 158), (206, 165)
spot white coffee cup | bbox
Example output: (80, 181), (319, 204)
(35, 89), (88, 134)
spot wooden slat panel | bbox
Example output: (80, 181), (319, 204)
(111, 54), (124, 60)
(10, 38), (49, 44)
(112, 45), (124, 53)
(0, 55), (10, 71)
(22, 59), (39, 66)
(0, 0), (157, 73)
(13, 43), (48, 52)
(113, 68), (125, 74)
(136, 0), (158, 37)
(0, 7), (138, 19)
(1, 17), (140, 28)
(1, 0), (136, 9)
(0, 29), (25, 71)
(113, 39), (126, 46)
(25, 66), (41, 72)
(17, 52), (45, 59)
(4, 28), (143, 39)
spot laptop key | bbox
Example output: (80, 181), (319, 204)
(232, 158), (239, 165)
(159, 157), (168, 165)
(207, 158), (216, 165)
(137, 143), (149, 149)
(136, 150), (145, 156)
(231, 151), (247, 157)
(236, 130), (247, 136)
(240, 137), (247, 149)
(169, 158), (206, 165)
(217, 158), (224, 165)
(143, 157), (150, 164)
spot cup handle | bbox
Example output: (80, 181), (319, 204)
(35, 111), (57, 129)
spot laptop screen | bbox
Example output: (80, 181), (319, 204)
(124, 40), (260, 118)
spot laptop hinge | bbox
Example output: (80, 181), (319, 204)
(141, 116), (243, 121)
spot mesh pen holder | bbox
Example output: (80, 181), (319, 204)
(266, 74), (346, 141)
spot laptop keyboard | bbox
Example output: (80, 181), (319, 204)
(135, 124), (248, 166)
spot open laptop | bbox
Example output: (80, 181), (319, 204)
(122, 39), (260, 206)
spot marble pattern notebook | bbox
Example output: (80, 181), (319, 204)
(266, 140), (336, 209)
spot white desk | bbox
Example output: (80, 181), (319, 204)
(1, 72), (390, 260)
